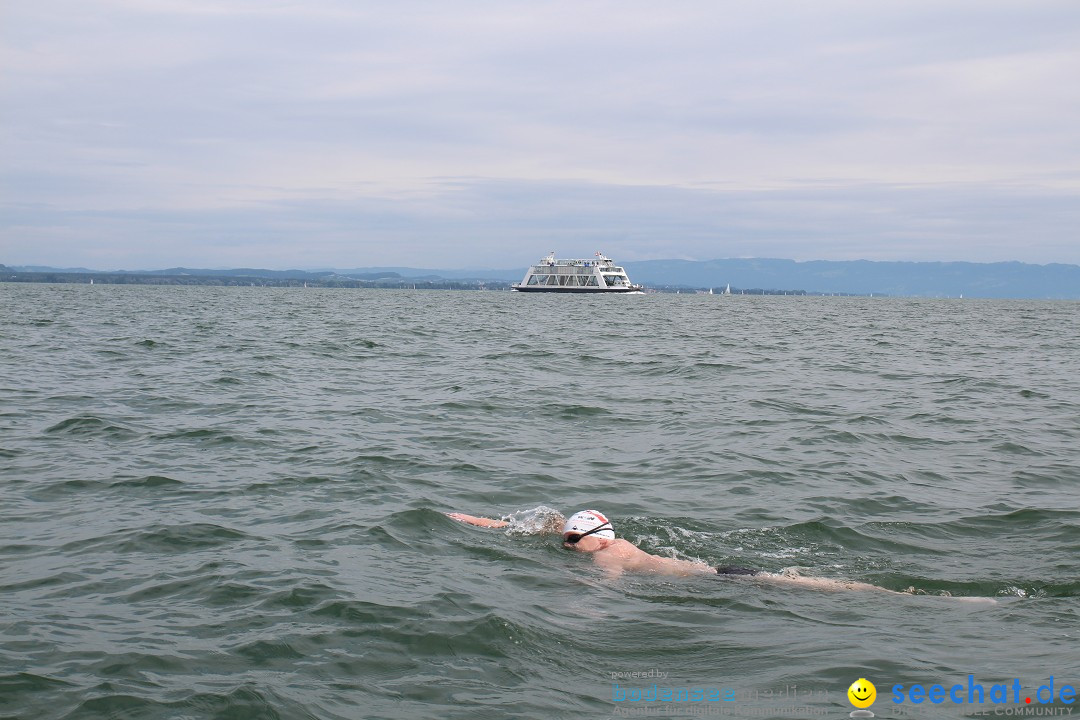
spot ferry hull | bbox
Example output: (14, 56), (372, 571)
(512, 286), (643, 293)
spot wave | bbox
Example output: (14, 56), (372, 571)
(44, 415), (140, 440)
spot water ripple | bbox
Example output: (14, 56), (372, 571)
(2, 286), (1078, 719)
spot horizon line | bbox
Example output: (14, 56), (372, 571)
(5, 256), (1080, 274)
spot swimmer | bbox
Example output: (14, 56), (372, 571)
(447, 508), (998, 603)
(449, 509), (714, 578)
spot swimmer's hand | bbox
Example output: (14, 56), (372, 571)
(445, 512), (510, 529)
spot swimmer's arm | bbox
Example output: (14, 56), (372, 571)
(647, 555), (716, 577)
(445, 512), (510, 529)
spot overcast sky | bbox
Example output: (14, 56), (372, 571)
(3, 0), (1079, 269)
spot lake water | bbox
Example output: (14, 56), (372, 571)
(2, 284), (1078, 720)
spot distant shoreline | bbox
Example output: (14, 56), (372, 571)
(0, 272), (841, 295)
(4, 258), (1078, 298)
(0, 270), (508, 291)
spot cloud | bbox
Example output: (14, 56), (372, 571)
(2, 0), (1079, 268)
(6, 177), (1078, 269)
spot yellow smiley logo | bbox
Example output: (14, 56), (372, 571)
(848, 678), (876, 709)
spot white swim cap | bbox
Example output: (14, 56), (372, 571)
(562, 509), (615, 540)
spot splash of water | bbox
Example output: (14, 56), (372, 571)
(501, 506), (566, 536)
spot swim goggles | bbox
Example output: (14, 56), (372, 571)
(563, 521), (612, 544)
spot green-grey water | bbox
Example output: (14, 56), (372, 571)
(2, 284), (1078, 720)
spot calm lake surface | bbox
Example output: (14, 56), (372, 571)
(2, 284), (1078, 719)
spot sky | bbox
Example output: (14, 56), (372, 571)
(2, 0), (1079, 270)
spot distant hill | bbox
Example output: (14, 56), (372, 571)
(4, 259), (1079, 298)
(275, 258), (1080, 297)
(622, 259), (1080, 299)
(0, 265), (502, 289)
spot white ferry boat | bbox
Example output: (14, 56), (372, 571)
(512, 252), (643, 293)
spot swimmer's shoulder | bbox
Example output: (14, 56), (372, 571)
(591, 539), (640, 559)
(611, 539), (645, 554)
